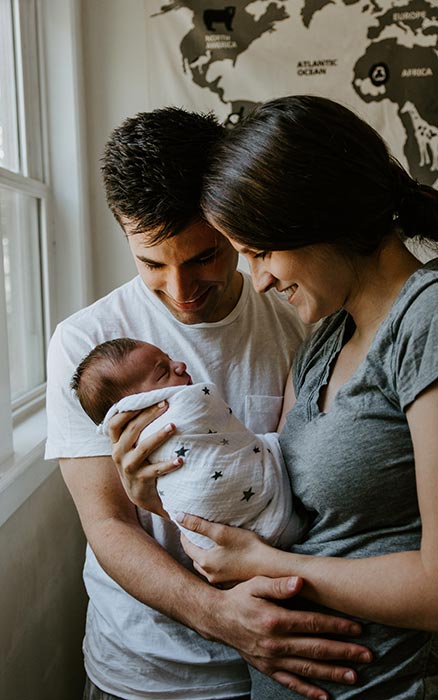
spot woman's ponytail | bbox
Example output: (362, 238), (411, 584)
(391, 158), (438, 242)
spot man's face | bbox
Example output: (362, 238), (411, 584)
(123, 218), (241, 324)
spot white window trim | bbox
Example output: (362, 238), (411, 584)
(0, 407), (51, 527)
(0, 0), (92, 525)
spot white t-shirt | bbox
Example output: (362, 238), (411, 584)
(45, 272), (306, 700)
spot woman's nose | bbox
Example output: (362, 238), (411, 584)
(252, 267), (276, 294)
(247, 257), (276, 293)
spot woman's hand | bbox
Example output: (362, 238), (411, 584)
(108, 402), (183, 516)
(178, 513), (271, 585)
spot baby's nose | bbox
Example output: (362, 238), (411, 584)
(173, 361), (187, 375)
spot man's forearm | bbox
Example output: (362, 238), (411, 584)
(87, 515), (223, 638)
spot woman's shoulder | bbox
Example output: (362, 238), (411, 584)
(383, 260), (438, 410)
(390, 258), (438, 335)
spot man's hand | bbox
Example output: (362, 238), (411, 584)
(209, 576), (372, 700)
(108, 402), (183, 515)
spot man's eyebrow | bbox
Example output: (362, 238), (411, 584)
(135, 254), (164, 265)
(189, 246), (218, 262)
(136, 246), (219, 266)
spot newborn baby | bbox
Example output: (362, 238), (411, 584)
(71, 338), (304, 548)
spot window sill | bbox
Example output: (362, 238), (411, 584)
(0, 407), (57, 527)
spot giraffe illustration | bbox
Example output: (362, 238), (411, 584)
(401, 101), (438, 170)
(428, 132), (438, 172)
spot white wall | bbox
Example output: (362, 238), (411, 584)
(0, 468), (87, 699)
(82, 0), (150, 297)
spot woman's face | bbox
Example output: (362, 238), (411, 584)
(231, 241), (358, 324)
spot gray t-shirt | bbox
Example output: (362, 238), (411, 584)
(251, 259), (438, 699)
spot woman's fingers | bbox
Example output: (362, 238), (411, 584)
(106, 401), (183, 515)
(124, 423), (179, 475)
(108, 401), (169, 445)
(107, 408), (142, 444)
(127, 456), (183, 481)
(176, 512), (228, 542)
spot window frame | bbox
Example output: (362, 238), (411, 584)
(0, 0), (51, 431)
(0, 0), (92, 524)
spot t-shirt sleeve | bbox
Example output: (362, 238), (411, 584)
(393, 283), (438, 411)
(45, 323), (112, 459)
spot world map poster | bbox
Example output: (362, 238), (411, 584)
(145, 0), (438, 187)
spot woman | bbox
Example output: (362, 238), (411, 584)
(176, 96), (438, 699)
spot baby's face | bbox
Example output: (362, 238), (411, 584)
(124, 343), (192, 393)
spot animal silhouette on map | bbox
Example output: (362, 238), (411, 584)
(203, 6), (236, 32)
(401, 101), (438, 172)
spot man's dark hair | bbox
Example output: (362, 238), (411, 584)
(101, 107), (225, 244)
(71, 337), (141, 425)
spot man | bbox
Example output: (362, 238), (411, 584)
(46, 108), (372, 700)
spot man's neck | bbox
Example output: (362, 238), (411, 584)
(215, 270), (244, 321)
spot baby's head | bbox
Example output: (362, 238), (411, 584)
(71, 337), (192, 425)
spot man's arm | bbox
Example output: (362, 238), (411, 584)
(61, 449), (372, 700)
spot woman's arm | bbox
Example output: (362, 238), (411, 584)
(181, 381), (438, 631)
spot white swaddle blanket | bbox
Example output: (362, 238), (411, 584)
(101, 382), (302, 548)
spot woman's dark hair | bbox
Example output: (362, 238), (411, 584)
(202, 95), (438, 255)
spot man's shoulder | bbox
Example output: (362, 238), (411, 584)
(50, 276), (155, 355)
(58, 277), (152, 330)
(60, 276), (142, 327)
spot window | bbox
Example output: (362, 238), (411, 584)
(0, 0), (91, 524)
(0, 0), (50, 463)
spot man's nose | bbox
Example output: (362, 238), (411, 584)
(173, 361), (187, 376)
(166, 268), (196, 301)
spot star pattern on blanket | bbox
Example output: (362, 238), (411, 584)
(175, 445), (190, 457)
(211, 470), (223, 480)
(253, 446), (261, 453)
(228, 407), (232, 414)
(221, 438), (229, 445)
(208, 429), (218, 434)
(202, 386), (210, 395)
(241, 487), (255, 502)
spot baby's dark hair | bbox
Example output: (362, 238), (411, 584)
(71, 337), (141, 425)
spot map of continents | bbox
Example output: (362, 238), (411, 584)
(151, 1), (290, 125)
(149, 0), (438, 183)
(352, 0), (437, 185)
